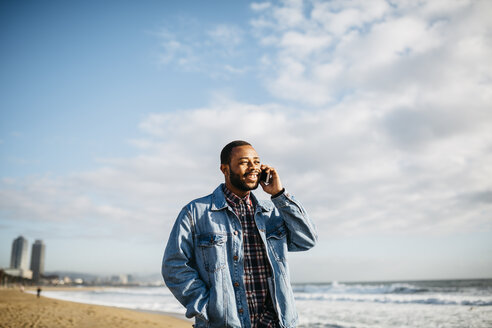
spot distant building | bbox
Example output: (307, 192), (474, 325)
(30, 240), (45, 282)
(110, 274), (128, 285)
(10, 236), (29, 270)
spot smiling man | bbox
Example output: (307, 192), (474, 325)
(162, 140), (317, 328)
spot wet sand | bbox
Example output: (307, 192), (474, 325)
(0, 288), (191, 328)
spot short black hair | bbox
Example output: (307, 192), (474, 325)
(220, 140), (252, 164)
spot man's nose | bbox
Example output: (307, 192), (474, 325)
(248, 161), (260, 170)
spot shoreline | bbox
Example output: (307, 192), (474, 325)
(23, 285), (189, 320)
(0, 288), (191, 327)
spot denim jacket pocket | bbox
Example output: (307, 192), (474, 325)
(266, 225), (287, 262)
(197, 233), (227, 272)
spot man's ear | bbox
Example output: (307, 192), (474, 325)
(220, 164), (229, 176)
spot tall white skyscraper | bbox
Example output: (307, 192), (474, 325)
(10, 236), (29, 270)
(30, 239), (46, 282)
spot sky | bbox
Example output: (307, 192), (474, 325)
(1, 0), (491, 283)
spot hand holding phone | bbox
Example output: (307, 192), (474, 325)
(259, 165), (283, 195)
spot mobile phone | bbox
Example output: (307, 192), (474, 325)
(260, 169), (271, 185)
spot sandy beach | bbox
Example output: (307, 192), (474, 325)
(0, 288), (191, 328)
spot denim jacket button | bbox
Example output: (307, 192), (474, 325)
(233, 255), (239, 261)
(234, 282), (239, 287)
(238, 308), (244, 313)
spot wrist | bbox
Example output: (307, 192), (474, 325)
(271, 188), (285, 199)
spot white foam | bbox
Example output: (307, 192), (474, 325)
(40, 287), (185, 315)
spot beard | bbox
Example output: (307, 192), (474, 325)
(229, 167), (260, 192)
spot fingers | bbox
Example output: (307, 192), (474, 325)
(260, 164), (276, 176)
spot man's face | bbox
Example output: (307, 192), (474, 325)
(224, 145), (261, 193)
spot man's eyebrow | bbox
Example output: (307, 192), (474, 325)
(238, 156), (260, 160)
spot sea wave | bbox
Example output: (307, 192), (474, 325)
(90, 287), (173, 296)
(293, 282), (431, 295)
(294, 293), (492, 306)
(292, 281), (491, 295)
(292, 281), (492, 306)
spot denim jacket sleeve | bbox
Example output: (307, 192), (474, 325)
(162, 206), (209, 321)
(271, 191), (318, 251)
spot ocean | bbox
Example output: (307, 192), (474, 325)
(38, 279), (492, 327)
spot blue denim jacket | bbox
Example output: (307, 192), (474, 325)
(162, 184), (317, 328)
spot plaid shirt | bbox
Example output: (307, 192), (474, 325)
(223, 185), (279, 328)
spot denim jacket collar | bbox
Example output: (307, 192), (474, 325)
(211, 184), (273, 212)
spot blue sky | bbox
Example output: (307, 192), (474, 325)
(1, 0), (491, 282)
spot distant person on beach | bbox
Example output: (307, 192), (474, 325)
(37, 287), (41, 298)
(162, 140), (317, 328)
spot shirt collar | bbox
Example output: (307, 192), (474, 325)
(223, 184), (252, 206)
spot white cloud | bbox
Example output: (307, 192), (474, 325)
(252, 0), (492, 108)
(251, 2), (271, 11)
(155, 22), (248, 77)
(208, 25), (242, 44)
(1, 95), (491, 243)
(312, 0), (390, 36)
(280, 31), (332, 58)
